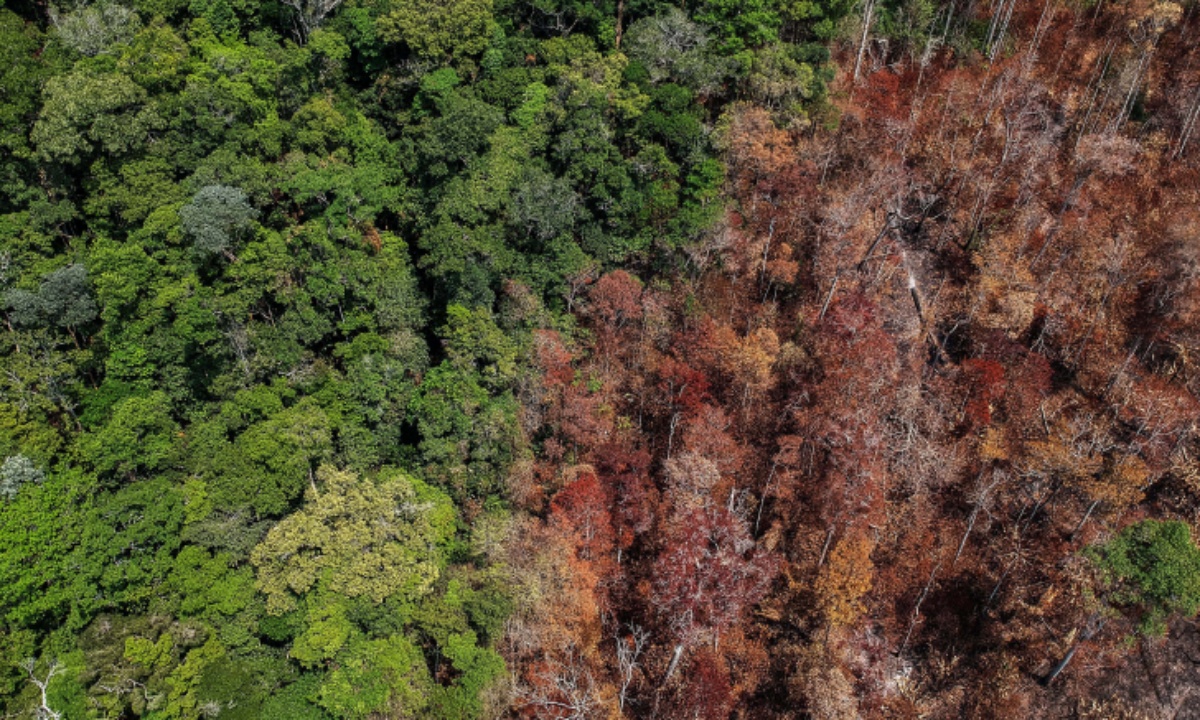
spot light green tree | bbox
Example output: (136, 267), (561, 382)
(377, 0), (494, 62)
(317, 634), (431, 719)
(117, 20), (189, 91)
(31, 69), (161, 164)
(747, 44), (816, 112)
(251, 465), (455, 614)
(441, 304), (519, 389)
(0, 470), (81, 631)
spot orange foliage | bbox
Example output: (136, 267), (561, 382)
(814, 530), (875, 631)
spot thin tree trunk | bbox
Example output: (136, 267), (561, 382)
(662, 644), (684, 685)
(853, 0), (876, 83)
(1114, 48), (1153, 131)
(901, 561), (941, 653)
(985, 564), (1011, 608)
(909, 276), (925, 322)
(1020, 482), (1058, 537)
(1102, 339), (1140, 398)
(818, 274), (840, 322)
(1028, 0), (1059, 59)
(939, 0), (954, 46)
(818, 142), (837, 187)
(954, 504), (980, 564)
(1139, 633), (1168, 707)
(666, 412), (680, 460)
(817, 526), (836, 570)
(1071, 499), (1100, 540)
(754, 459), (779, 535)
(760, 216), (777, 284)
(1174, 84), (1200, 159)
(992, 0), (1016, 59)
(857, 214), (895, 272)
(1073, 37), (1117, 149)
(1043, 644), (1078, 685)
(614, 0), (626, 48)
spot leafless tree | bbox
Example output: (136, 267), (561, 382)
(515, 648), (605, 720)
(280, 0), (344, 42)
(19, 658), (64, 720)
(615, 623), (650, 714)
(853, 0), (878, 83)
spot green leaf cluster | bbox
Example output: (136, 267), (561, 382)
(1087, 520), (1200, 637)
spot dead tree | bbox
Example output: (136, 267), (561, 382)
(853, 0), (878, 83)
(280, 0), (344, 42)
(19, 658), (65, 720)
(615, 623), (650, 714)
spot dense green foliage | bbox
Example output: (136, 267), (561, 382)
(1088, 521), (1200, 637)
(0, 0), (852, 715)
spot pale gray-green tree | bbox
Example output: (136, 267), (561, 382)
(50, 2), (141, 56)
(179, 185), (258, 262)
(0, 455), (44, 501)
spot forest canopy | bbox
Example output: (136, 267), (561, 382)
(3, 0), (1200, 717)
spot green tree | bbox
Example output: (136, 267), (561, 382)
(428, 630), (505, 719)
(78, 392), (178, 481)
(507, 166), (580, 244)
(408, 363), (524, 501)
(192, 399), (332, 517)
(0, 471), (82, 631)
(169, 29), (283, 159)
(118, 19), (190, 92)
(167, 546), (255, 620)
(260, 674), (331, 720)
(409, 77), (506, 179)
(781, 0), (857, 39)
(73, 477), (185, 617)
(0, 11), (63, 211)
(85, 156), (186, 226)
(747, 43), (816, 113)
(0, 332), (87, 440)
(695, 0), (782, 54)
(1087, 520), (1200, 636)
(317, 634), (432, 718)
(441, 304), (519, 390)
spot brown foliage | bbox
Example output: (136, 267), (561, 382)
(501, 5), (1200, 716)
